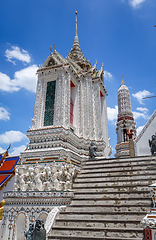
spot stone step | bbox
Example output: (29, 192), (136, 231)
(73, 190), (150, 199)
(74, 173), (156, 183)
(73, 179), (154, 188)
(50, 226), (143, 239)
(74, 174), (156, 182)
(78, 168), (156, 177)
(80, 165), (156, 173)
(71, 198), (151, 206)
(73, 185), (150, 193)
(66, 205), (151, 212)
(82, 161), (156, 170)
(48, 235), (142, 240)
(58, 211), (147, 220)
(55, 218), (141, 229)
(83, 157), (156, 166)
(82, 156), (155, 166)
(48, 155), (156, 240)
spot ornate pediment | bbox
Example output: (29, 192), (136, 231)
(43, 55), (58, 68)
(48, 58), (56, 66)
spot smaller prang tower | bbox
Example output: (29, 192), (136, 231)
(115, 77), (136, 158)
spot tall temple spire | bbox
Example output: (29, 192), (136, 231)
(69, 11), (92, 70)
(74, 11), (79, 46)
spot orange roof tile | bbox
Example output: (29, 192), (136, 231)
(0, 156), (20, 174)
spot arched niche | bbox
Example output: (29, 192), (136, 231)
(15, 213), (26, 240)
(38, 212), (48, 223)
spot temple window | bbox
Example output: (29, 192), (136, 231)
(44, 81), (56, 126)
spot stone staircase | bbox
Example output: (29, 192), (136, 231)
(48, 155), (156, 240)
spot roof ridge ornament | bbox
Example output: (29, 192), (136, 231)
(53, 43), (56, 52)
(50, 46), (52, 54)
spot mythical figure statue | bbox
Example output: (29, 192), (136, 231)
(126, 129), (134, 140)
(24, 220), (46, 240)
(89, 142), (97, 160)
(33, 219), (46, 240)
(15, 161), (77, 192)
(149, 134), (156, 155)
(24, 223), (34, 240)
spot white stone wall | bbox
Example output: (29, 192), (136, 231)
(135, 110), (156, 156)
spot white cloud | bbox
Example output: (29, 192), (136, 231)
(0, 65), (38, 93)
(133, 106), (149, 119)
(0, 72), (19, 92)
(104, 71), (113, 81)
(133, 111), (148, 119)
(0, 147), (5, 153)
(137, 125), (144, 135)
(107, 106), (118, 122)
(0, 130), (27, 144)
(129, 0), (146, 8)
(136, 107), (148, 113)
(5, 46), (31, 65)
(13, 65), (38, 92)
(132, 90), (153, 104)
(0, 107), (10, 121)
(10, 145), (27, 156)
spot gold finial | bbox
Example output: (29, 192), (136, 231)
(75, 11), (77, 15)
(121, 75), (125, 85)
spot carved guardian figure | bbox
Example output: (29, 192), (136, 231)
(149, 134), (156, 155)
(89, 142), (97, 160)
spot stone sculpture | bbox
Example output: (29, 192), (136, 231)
(24, 220), (46, 240)
(89, 142), (97, 160)
(24, 223), (34, 240)
(33, 219), (46, 240)
(149, 134), (156, 155)
(14, 161), (77, 192)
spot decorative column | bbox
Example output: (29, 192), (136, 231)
(32, 77), (43, 129)
(86, 76), (94, 140)
(93, 83), (102, 141)
(79, 77), (85, 138)
(54, 75), (62, 127)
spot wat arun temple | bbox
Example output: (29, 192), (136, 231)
(0, 12), (156, 240)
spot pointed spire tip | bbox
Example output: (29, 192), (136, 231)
(121, 75), (125, 85)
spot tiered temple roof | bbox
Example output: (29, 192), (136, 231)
(0, 149), (20, 191)
(39, 11), (104, 87)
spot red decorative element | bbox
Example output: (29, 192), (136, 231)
(70, 81), (75, 87)
(0, 175), (9, 183)
(126, 129), (134, 139)
(70, 98), (74, 125)
(100, 91), (103, 97)
(0, 160), (17, 172)
(144, 229), (151, 240)
(118, 116), (134, 122)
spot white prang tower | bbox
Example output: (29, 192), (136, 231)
(115, 77), (136, 158)
(21, 12), (112, 164)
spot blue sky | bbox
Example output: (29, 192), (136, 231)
(0, 0), (156, 157)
